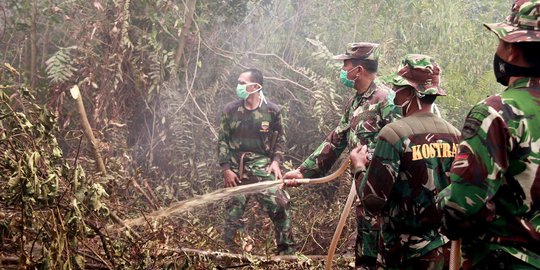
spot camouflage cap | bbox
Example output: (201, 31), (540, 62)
(484, 0), (540, 43)
(333, 42), (380, 61)
(391, 54), (446, 96)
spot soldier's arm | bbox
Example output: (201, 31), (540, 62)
(266, 108), (286, 180)
(379, 90), (399, 128)
(217, 111), (233, 171)
(357, 137), (401, 215)
(297, 113), (350, 178)
(271, 108), (286, 164)
(440, 102), (509, 237)
(356, 90), (397, 152)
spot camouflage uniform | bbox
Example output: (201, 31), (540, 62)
(218, 99), (294, 254)
(298, 43), (396, 267)
(439, 1), (540, 269)
(357, 55), (460, 269)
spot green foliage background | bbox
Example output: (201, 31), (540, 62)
(0, 0), (511, 269)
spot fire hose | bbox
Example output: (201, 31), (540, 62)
(115, 157), (461, 269)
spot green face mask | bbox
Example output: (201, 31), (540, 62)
(236, 84), (250, 99)
(340, 67), (358, 88)
(236, 83), (261, 100)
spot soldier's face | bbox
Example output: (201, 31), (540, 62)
(342, 60), (361, 79)
(495, 41), (516, 67)
(237, 72), (260, 93)
(496, 40), (529, 67)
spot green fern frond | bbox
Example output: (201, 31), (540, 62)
(45, 46), (78, 84)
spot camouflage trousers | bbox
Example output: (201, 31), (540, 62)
(354, 185), (379, 269)
(355, 210), (379, 269)
(223, 154), (294, 254)
(223, 187), (294, 254)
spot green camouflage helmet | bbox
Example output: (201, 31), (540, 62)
(391, 54), (446, 96)
(484, 0), (540, 43)
(333, 42), (380, 61)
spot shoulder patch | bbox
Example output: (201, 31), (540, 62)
(462, 104), (490, 140)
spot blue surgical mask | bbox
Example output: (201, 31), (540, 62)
(340, 67), (359, 88)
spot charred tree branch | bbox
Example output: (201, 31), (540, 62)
(174, 0), (197, 68)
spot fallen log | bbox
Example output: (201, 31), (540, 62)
(177, 247), (332, 261)
(166, 247), (354, 269)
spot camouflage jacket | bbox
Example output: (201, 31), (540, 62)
(298, 79), (396, 177)
(217, 100), (286, 179)
(358, 112), (461, 266)
(439, 77), (540, 269)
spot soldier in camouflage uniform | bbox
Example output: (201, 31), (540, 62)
(351, 55), (461, 269)
(284, 43), (397, 268)
(218, 68), (294, 254)
(439, 1), (540, 269)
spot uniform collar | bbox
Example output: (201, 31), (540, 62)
(356, 79), (379, 100)
(508, 77), (540, 89)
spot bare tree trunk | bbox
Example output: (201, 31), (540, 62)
(30, 0), (37, 89)
(71, 85), (107, 175)
(174, 0), (197, 68)
(24, 38), (30, 78)
(41, 21), (50, 68)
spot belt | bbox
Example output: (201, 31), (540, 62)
(238, 152), (252, 181)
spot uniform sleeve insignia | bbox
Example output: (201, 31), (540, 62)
(462, 105), (490, 140)
(452, 152), (470, 169)
(455, 152), (468, 160)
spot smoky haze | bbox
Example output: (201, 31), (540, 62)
(161, 0), (508, 195)
(0, 0), (511, 267)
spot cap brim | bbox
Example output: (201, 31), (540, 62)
(433, 88), (447, 96)
(484, 22), (540, 43)
(333, 54), (352, 60)
(391, 74), (413, 88)
(391, 74), (447, 96)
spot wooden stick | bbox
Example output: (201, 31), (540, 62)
(325, 183), (356, 270)
(70, 85), (141, 240)
(170, 247), (347, 261)
(129, 177), (159, 210)
(70, 85), (106, 174)
(108, 212), (142, 240)
(142, 179), (161, 208)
